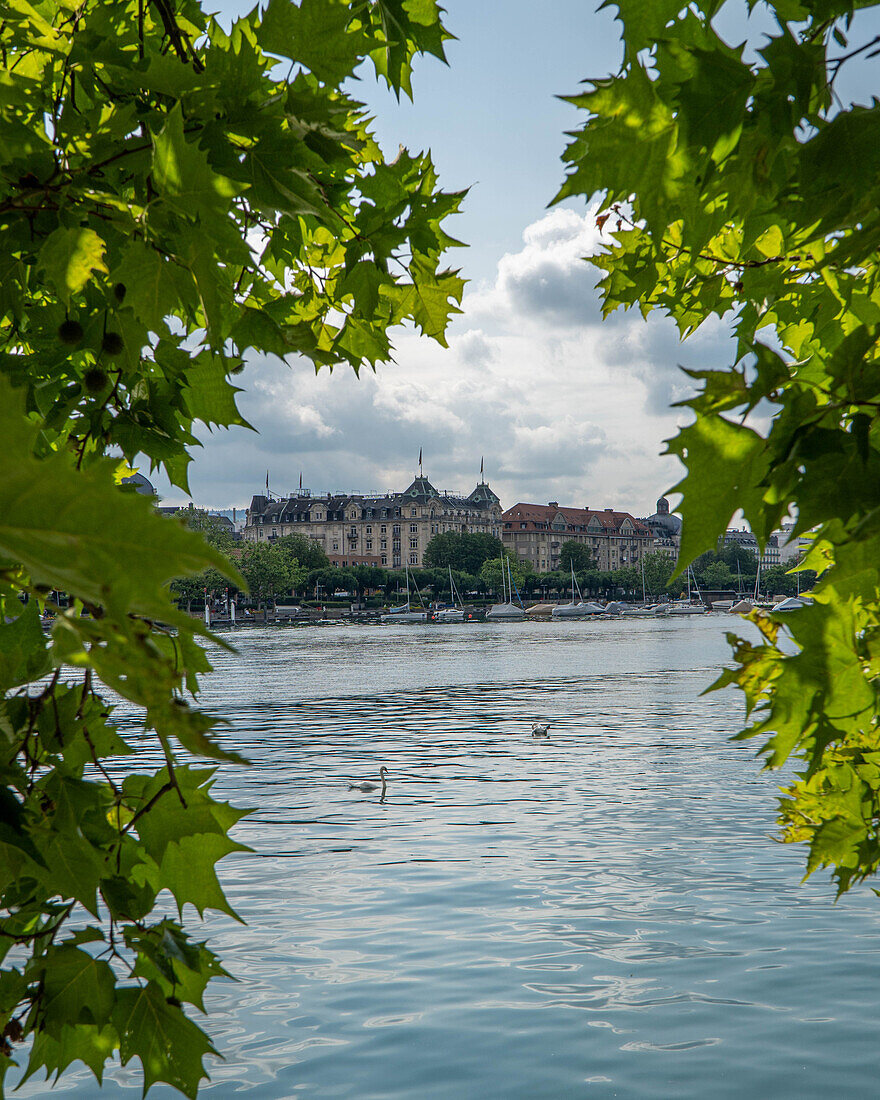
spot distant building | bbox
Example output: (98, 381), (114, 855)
(501, 502), (653, 573)
(640, 496), (681, 559)
(722, 528), (780, 567)
(244, 471), (502, 568)
(157, 502), (239, 538)
(775, 522), (811, 565)
(122, 472), (156, 496)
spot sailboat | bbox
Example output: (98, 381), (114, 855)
(623, 558), (655, 616)
(668, 565), (707, 614)
(551, 563), (604, 618)
(486, 557), (525, 621)
(434, 565), (466, 622)
(380, 562), (428, 622)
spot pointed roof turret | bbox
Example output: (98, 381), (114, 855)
(468, 480), (500, 505)
(401, 476), (439, 499)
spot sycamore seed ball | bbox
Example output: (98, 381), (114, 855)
(58, 320), (84, 346)
(83, 367), (109, 393)
(102, 332), (124, 356)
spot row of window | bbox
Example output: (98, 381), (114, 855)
(261, 503), (496, 524)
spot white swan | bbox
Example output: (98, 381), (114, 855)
(348, 766), (388, 796)
(531, 722), (549, 738)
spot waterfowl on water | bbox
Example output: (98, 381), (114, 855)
(348, 766), (388, 795)
(531, 722), (549, 738)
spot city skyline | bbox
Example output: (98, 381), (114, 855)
(147, 0), (727, 516)
(149, 1), (879, 515)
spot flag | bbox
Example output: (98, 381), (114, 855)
(480, 456), (484, 479)
(265, 469), (269, 492)
(299, 471), (302, 490)
(418, 447), (422, 468)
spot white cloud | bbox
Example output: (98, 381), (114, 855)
(151, 208), (736, 516)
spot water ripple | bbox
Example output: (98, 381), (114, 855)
(17, 618), (880, 1099)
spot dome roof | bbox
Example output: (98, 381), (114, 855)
(645, 496), (681, 535)
(122, 472), (157, 496)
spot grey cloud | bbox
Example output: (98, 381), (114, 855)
(455, 329), (497, 366)
(148, 208), (730, 512)
(599, 311), (736, 416)
(501, 256), (606, 328)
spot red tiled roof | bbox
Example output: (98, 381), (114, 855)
(502, 503), (651, 536)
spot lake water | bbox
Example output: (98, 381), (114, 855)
(20, 617), (880, 1097)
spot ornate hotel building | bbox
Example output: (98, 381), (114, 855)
(502, 502), (654, 572)
(244, 474), (502, 568)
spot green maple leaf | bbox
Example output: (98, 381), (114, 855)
(151, 105), (239, 225)
(37, 227), (108, 305)
(21, 1022), (118, 1088)
(665, 415), (771, 570)
(258, 0), (374, 83)
(112, 245), (180, 334)
(601, 0), (695, 57)
(383, 266), (464, 345)
(114, 983), (215, 1099)
(182, 350), (251, 430)
(0, 376), (241, 619)
(0, 600), (51, 692)
(38, 945), (116, 1036)
(556, 66), (689, 235)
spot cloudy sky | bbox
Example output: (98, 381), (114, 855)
(152, 0), (875, 518)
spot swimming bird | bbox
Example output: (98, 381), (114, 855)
(531, 722), (549, 738)
(348, 766), (388, 796)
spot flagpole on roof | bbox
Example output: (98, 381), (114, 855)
(418, 447), (422, 477)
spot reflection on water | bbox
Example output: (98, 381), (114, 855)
(20, 619), (880, 1098)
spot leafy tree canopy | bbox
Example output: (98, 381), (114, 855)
(274, 533), (329, 572)
(641, 550), (675, 596)
(717, 541), (758, 572)
(560, 0), (880, 893)
(181, 509), (235, 551)
(558, 540), (596, 573)
(423, 531), (503, 574)
(479, 555), (528, 594)
(700, 561), (735, 590)
(238, 542), (302, 603)
(0, 0), (458, 1093)
(762, 564), (817, 599)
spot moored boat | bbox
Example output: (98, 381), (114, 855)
(551, 564), (603, 619)
(486, 557), (525, 621)
(381, 563), (428, 622)
(433, 566), (467, 621)
(771, 595), (808, 613)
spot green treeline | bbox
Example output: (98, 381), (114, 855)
(175, 523), (809, 608)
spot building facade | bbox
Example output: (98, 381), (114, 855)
(722, 528), (781, 568)
(640, 496), (682, 560)
(244, 474), (502, 568)
(502, 502), (654, 572)
(774, 522), (811, 565)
